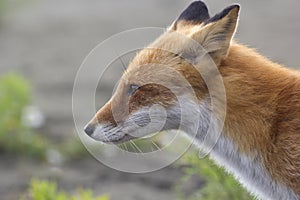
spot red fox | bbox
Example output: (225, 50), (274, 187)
(84, 1), (300, 199)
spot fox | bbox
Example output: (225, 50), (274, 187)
(84, 1), (300, 199)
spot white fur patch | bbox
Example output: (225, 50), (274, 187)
(181, 98), (299, 200)
(92, 124), (124, 142)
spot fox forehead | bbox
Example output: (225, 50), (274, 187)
(123, 32), (200, 84)
(128, 30), (199, 66)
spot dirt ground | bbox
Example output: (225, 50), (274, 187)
(1, 0), (300, 199)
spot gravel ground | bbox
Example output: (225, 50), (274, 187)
(0, 0), (300, 199)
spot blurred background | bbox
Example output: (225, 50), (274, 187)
(0, 0), (299, 200)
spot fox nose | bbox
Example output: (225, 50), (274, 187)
(84, 123), (95, 136)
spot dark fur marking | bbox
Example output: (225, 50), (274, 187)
(205, 4), (240, 24)
(128, 83), (140, 96)
(177, 1), (210, 23)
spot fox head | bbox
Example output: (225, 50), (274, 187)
(84, 1), (240, 144)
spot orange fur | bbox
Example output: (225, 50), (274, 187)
(86, 2), (300, 197)
(221, 43), (300, 194)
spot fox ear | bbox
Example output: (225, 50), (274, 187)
(191, 5), (240, 65)
(169, 1), (210, 31)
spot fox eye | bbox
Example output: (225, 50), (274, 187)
(128, 84), (139, 96)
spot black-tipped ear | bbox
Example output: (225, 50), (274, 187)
(170, 1), (210, 31)
(190, 5), (240, 65)
(177, 1), (210, 23)
(205, 4), (240, 24)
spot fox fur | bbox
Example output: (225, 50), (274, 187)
(84, 1), (300, 199)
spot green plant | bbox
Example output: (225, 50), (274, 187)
(22, 179), (109, 200)
(0, 73), (47, 159)
(177, 153), (254, 200)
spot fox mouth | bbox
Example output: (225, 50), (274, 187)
(103, 134), (136, 144)
(85, 125), (136, 144)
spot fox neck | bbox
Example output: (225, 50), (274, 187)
(182, 43), (299, 199)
